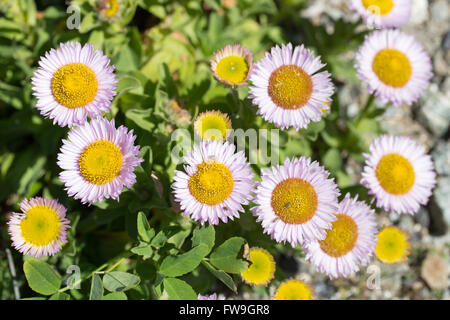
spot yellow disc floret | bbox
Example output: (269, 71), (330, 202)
(101, 0), (120, 17)
(79, 140), (123, 185)
(188, 161), (234, 205)
(20, 206), (61, 246)
(241, 248), (276, 286)
(375, 226), (410, 264)
(274, 279), (314, 300)
(216, 56), (249, 85)
(319, 214), (358, 257)
(268, 65), (313, 110)
(372, 49), (412, 88)
(271, 178), (318, 224)
(376, 153), (415, 195)
(362, 0), (394, 15)
(194, 110), (232, 141)
(51, 63), (98, 109)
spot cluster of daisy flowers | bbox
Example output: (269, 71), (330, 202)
(7, 1), (438, 300)
(9, 41), (143, 258)
(174, 14), (437, 290)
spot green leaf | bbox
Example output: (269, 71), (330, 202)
(131, 242), (153, 258)
(159, 244), (210, 277)
(137, 211), (155, 243)
(210, 237), (248, 274)
(103, 272), (141, 292)
(201, 261), (237, 293)
(49, 292), (70, 300)
(102, 292), (128, 300)
(23, 259), (62, 295)
(163, 278), (197, 300)
(89, 274), (103, 300)
(192, 225), (215, 253)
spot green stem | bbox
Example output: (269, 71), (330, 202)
(355, 94), (375, 125)
(231, 87), (244, 120)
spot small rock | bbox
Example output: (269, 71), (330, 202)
(430, 0), (449, 23)
(421, 252), (449, 290)
(443, 31), (450, 50)
(431, 177), (450, 231)
(418, 84), (450, 138)
(432, 140), (450, 176)
(408, 0), (429, 25)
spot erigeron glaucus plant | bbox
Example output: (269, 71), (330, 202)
(0, 0), (440, 302)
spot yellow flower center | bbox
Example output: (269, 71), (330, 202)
(362, 0), (394, 15)
(372, 49), (412, 88)
(20, 206), (61, 246)
(274, 279), (314, 300)
(319, 214), (358, 257)
(241, 248), (275, 286)
(268, 65), (313, 110)
(194, 112), (231, 141)
(375, 226), (410, 264)
(188, 161), (234, 205)
(78, 140), (123, 185)
(375, 153), (415, 195)
(271, 178), (318, 224)
(104, 0), (120, 17)
(51, 63), (98, 109)
(215, 55), (249, 85)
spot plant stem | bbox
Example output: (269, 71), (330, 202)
(231, 87), (244, 120)
(355, 94), (375, 125)
(58, 251), (135, 293)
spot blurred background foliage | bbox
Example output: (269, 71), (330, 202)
(0, 0), (386, 300)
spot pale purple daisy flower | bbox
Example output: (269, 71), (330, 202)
(304, 194), (378, 279)
(8, 197), (70, 258)
(249, 43), (334, 131)
(349, 0), (412, 28)
(172, 140), (254, 225)
(57, 117), (143, 204)
(355, 29), (433, 106)
(210, 44), (253, 87)
(361, 134), (436, 215)
(31, 41), (118, 127)
(198, 293), (218, 300)
(252, 157), (340, 247)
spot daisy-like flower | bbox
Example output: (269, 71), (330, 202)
(172, 140), (254, 225)
(194, 110), (232, 141)
(375, 226), (411, 264)
(349, 0), (412, 28)
(57, 117), (143, 204)
(210, 44), (253, 87)
(198, 293), (218, 300)
(304, 194), (378, 279)
(249, 43), (334, 131)
(8, 197), (70, 258)
(361, 134), (436, 215)
(355, 29), (432, 106)
(273, 279), (314, 300)
(241, 248), (276, 286)
(31, 41), (118, 127)
(252, 157), (340, 247)
(98, 0), (121, 20)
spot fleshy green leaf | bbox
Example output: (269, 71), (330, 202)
(192, 225), (215, 253)
(103, 272), (141, 292)
(102, 292), (128, 300)
(49, 292), (70, 300)
(209, 237), (248, 274)
(159, 244), (210, 277)
(23, 259), (62, 295)
(89, 273), (103, 300)
(201, 261), (237, 293)
(163, 278), (197, 300)
(137, 211), (155, 243)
